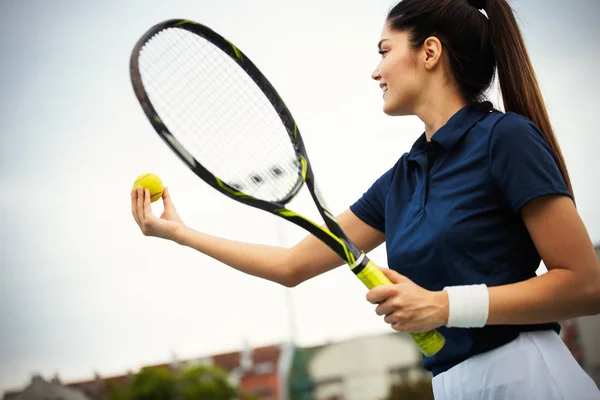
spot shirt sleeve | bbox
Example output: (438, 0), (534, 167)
(489, 112), (572, 213)
(349, 162), (398, 233)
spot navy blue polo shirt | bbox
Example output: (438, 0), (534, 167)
(350, 102), (572, 376)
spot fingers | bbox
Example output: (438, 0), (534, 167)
(391, 321), (412, 333)
(384, 314), (396, 325)
(162, 187), (175, 210)
(380, 307), (411, 332)
(143, 188), (152, 220)
(381, 308), (407, 331)
(131, 188), (150, 234)
(378, 266), (406, 283)
(369, 284), (407, 330)
(137, 187), (146, 226)
(375, 298), (396, 316)
(131, 189), (140, 225)
(366, 285), (397, 304)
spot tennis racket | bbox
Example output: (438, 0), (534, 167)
(129, 19), (445, 356)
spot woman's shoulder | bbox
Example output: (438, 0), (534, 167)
(481, 109), (545, 149)
(488, 110), (539, 135)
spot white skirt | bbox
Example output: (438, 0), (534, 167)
(432, 330), (600, 399)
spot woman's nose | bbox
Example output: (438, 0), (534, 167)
(371, 67), (381, 81)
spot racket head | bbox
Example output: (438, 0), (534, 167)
(130, 19), (309, 207)
(130, 25), (447, 355)
(129, 19), (357, 263)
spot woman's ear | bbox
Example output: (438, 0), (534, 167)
(423, 36), (443, 70)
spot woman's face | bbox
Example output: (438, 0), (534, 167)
(371, 24), (422, 116)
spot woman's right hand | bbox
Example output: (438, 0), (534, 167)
(131, 186), (184, 241)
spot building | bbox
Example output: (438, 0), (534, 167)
(210, 343), (291, 399)
(4, 335), (428, 400)
(3, 375), (90, 400)
(6, 251), (598, 400)
(58, 343), (289, 400)
(66, 372), (132, 400)
(288, 332), (429, 400)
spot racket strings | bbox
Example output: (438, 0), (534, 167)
(138, 27), (301, 202)
(145, 36), (270, 162)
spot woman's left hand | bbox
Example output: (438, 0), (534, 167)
(366, 267), (449, 333)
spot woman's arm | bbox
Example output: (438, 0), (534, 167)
(132, 187), (385, 287)
(366, 194), (600, 333)
(486, 195), (600, 324)
(174, 208), (385, 287)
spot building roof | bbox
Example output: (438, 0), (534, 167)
(8, 376), (90, 400)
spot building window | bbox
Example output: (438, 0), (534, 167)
(254, 362), (275, 374)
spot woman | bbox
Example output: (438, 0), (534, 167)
(131, 0), (600, 398)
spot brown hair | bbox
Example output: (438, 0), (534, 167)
(387, 0), (574, 198)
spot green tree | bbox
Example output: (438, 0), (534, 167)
(105, 379), (133, 400)
(105, 364), (256, 400)
(130, 366), (177, 400)
(178, 365), (237, 400)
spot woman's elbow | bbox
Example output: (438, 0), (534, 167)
(582, 267), (600, 315)
(588, 281), (600, 315)
(279, 272), (300, 288)
(277, 253), (305, 288)
(279, 269), (307, 288)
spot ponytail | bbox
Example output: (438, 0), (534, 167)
(484, 0), (574, 199)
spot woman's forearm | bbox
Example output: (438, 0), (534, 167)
(486, 267), (600, 325)
(173, 225), (295, 286)
(170, 209), (386, 288)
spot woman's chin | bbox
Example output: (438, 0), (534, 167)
(382, 102), (395, 115)
(382, 104), (408, 117)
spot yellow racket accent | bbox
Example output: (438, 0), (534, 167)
(175, 20), (196, 26)
(355, 259), (446, 357)
(274, 208), (355, 264)
(215, 177), (252, 199)
(225, 40), (243, 61)
(299, 156), (308, 181)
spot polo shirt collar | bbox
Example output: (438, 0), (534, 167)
(408, 101), (493, 158)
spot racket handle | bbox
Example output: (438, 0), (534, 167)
(353, 257), (446, 357)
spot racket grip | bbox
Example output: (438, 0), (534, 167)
(353, 258), (446, 357)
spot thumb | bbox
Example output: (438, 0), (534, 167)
(162, 187), (176, 209)
(378, 266), (406, 284)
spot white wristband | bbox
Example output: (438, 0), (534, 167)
(443, 284), (490, 328)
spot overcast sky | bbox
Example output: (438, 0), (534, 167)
(1, 0), (599, 393)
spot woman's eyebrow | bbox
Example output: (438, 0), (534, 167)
(377, 39), (389, 50)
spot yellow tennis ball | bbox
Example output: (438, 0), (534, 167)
(133, 173), (164, 203)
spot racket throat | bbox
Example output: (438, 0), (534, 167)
(348, 252), (367, 274)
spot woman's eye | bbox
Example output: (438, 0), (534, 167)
(378, 50), (388, 56)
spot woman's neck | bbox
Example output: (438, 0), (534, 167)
(415, 89), (468, 141)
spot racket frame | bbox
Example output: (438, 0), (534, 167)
(130, 19), (445, 356)
(130, 19), (363, 269)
